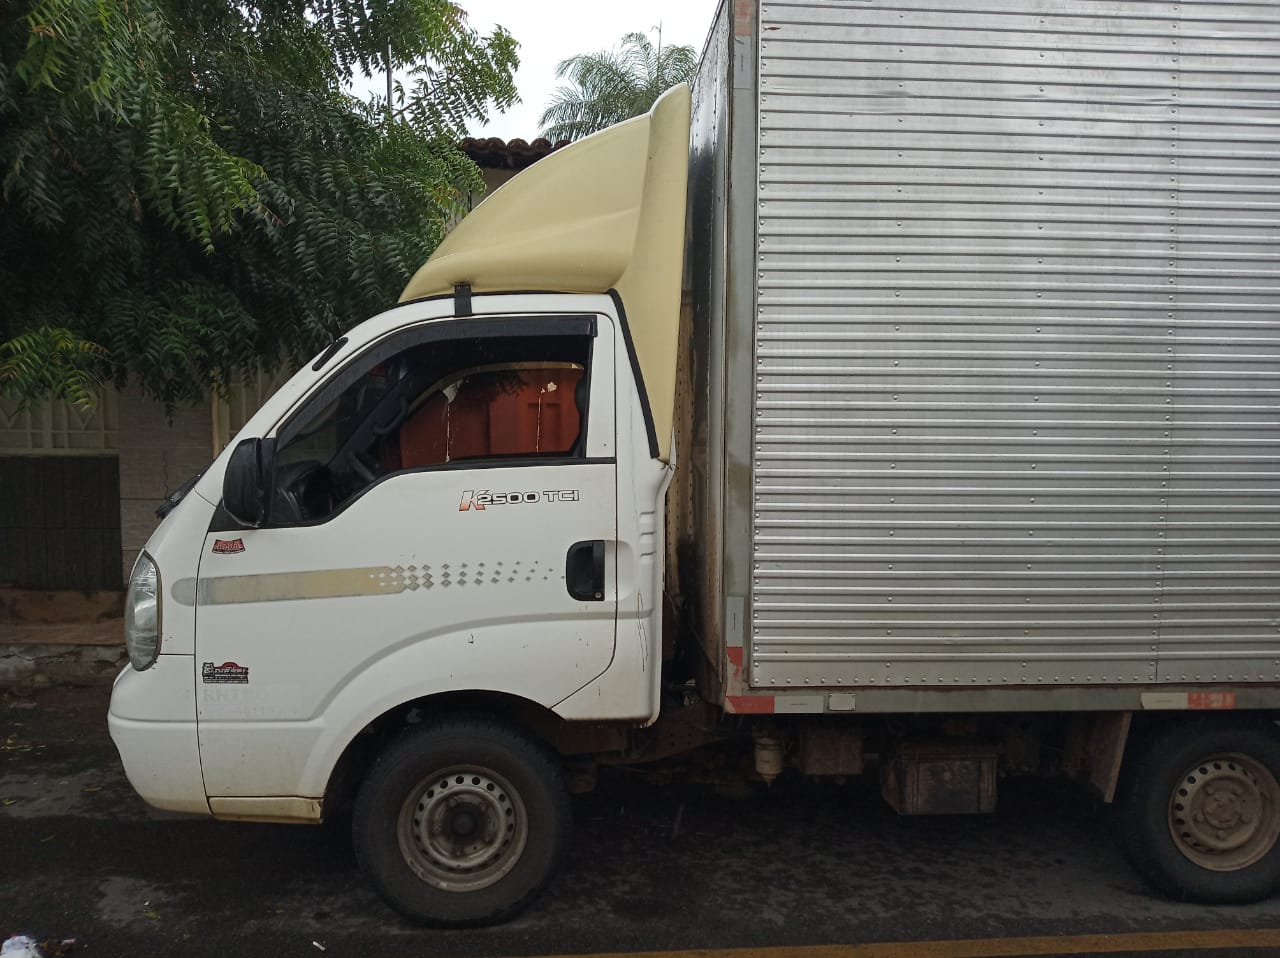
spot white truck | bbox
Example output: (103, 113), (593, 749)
(110, 0), (1280, 927)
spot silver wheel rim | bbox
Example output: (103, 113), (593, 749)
(1168, 752), (1280, 872)
(397, 764), (529, 892)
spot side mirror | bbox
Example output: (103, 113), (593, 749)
(222, 438), (274, 527)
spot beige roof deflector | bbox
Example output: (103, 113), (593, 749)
(400, 84), (692, 462)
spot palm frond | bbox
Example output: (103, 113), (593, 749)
(539, 31), (697, 140)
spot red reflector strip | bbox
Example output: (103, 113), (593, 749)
(726, 695), (775, 714)
(1188, 691), (1235, 710)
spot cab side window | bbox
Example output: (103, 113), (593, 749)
(270, 329), (593, 524)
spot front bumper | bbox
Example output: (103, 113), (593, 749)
(108, 655), (210, 816)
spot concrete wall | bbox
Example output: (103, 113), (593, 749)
(116, 389), (214, 580)
(469, 169), (519, 209)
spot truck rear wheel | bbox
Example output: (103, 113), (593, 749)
(353, 718), (572, 926)
(1118, 721), (1280, 903)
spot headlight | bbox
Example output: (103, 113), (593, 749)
(125, 553), (162, 671)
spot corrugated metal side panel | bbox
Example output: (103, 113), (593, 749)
(752, 0), (1280, 689)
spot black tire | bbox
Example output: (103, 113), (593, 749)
(353, 717), (572, 927)
(1117, 720), (1280, 903)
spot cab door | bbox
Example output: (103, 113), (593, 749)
(193, 314), (618, 798)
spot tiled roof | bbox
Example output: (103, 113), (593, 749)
(458, 136), (572, 170)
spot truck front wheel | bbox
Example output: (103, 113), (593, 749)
(1118, 721), (1280, 903)
(353, 717), (572, 926)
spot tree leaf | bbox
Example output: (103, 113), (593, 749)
(0, 0), (518, 405)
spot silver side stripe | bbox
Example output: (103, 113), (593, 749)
(171, 560), (548, 607)
(171, 567), (409, 606)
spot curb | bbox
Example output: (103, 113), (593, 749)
(0, 622), (125, 689)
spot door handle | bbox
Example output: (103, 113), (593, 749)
(566, 540), (605, 601)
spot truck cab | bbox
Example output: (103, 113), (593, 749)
(109, 86), (691, 925)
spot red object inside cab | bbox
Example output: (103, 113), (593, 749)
(398, 365), (584, 467)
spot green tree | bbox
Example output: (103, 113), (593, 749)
(0, 0), (518, 408)
(538, 30), (696, 141)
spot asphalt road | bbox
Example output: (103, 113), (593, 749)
(3, 686), (1280, 958)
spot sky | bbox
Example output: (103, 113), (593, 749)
(452, 0), (721, 141)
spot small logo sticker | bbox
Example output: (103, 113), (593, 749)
(202, 661), (249, 684)
(212, 538), (245, 555)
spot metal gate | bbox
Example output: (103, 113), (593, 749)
(0, 394), (122, 590)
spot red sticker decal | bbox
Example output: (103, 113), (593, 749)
(202, 661), (249, 685)
(1188, 691), (1235, 710)
(726, 695), (775, 714)
(212, 538), (245, 555)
